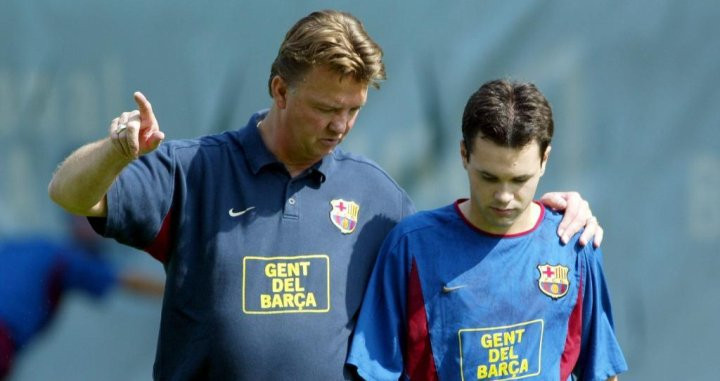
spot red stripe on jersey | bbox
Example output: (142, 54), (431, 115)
(47, 258), (68, 316)
(560, 261), (584, 380)
(143, 208), (174, 264)
(405, 258), (438, 380)
(0, 320), (15, 378)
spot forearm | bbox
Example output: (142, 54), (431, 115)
(48, 138), (133, 216)
(119, 272), (165, 297)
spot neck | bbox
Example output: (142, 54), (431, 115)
(258, 110), (317, 177)
(459, 200), (541, 235)
(514, 201), (541, 232)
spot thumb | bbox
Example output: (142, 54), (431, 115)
(148, 131), (165, 149)
(140, 130), (165, 154)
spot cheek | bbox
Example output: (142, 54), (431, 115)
(349, 112), (360, 124)
(469, 178), (492, 199)
(315, 111), (337, 126)
(518, 179), (541, 199)
(476, 188), (494, 202)
(298, 111), (328, 132)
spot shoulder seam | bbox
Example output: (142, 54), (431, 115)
(332, 151), (410, 217)
(333, 151), (405, 192)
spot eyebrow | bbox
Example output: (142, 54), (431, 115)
(309, 95), (366, 109)
(479, 170), (532, 180)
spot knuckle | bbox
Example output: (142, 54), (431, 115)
(567, 207), (579, 217)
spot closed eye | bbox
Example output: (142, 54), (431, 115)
(317, 106), (336, 113)
(480, 173), (499, 182)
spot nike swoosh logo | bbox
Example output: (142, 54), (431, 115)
(442, 284), (468, 293)
(229, 206), (255, 217)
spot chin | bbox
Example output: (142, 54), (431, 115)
(493, 213), (520, 225)
(495, 220), (516, 229)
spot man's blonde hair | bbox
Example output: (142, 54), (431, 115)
(268, 10), (385, 96)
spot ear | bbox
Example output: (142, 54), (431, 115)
(539, 145), (551, 176)
(460, 140), (469, 169)
(271, 75), (289, 109)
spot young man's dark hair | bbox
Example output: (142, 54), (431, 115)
(462, 79), (554, 161)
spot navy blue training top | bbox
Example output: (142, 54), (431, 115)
(91, 111), (415, 380)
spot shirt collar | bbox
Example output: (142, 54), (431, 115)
(238, 110), (278, 175)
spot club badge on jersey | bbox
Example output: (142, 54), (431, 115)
(329, 199), (360, 234)
(537, 264), (570, 299)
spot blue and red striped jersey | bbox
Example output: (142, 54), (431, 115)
(348, 201), (627, 381)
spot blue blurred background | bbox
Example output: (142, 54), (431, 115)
(1, 0), (719, 379)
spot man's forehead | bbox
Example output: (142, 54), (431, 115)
(473, 135), (542, 156)
(298, 71), (368, 106)
(299, 64), (368, 85)
(470, 138), (543, 173)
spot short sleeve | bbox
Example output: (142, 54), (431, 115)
(91, 142), (177, 250)
(348, 230), (412, 381)
(574, 247), (628, 379)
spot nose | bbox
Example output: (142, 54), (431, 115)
(328, 112), (350, 134)
(493, 187), (513, 204)
(328, 121), (345, 134)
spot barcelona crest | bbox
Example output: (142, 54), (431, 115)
(537, 264), (570, 299)
(329, 199), (360, 234)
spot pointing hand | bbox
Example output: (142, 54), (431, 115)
(109, 91), (165, 160)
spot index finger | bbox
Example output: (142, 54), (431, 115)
(556, 193), (583, 230)
(133, 91), (157, 123)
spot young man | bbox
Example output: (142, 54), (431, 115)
(348, 80), (627, 380)
(49, 10), (603, 380)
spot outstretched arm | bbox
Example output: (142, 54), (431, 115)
(118, 271), (165, 297)
(540, 191), (603, 248)
(49, 92), (164, 217)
